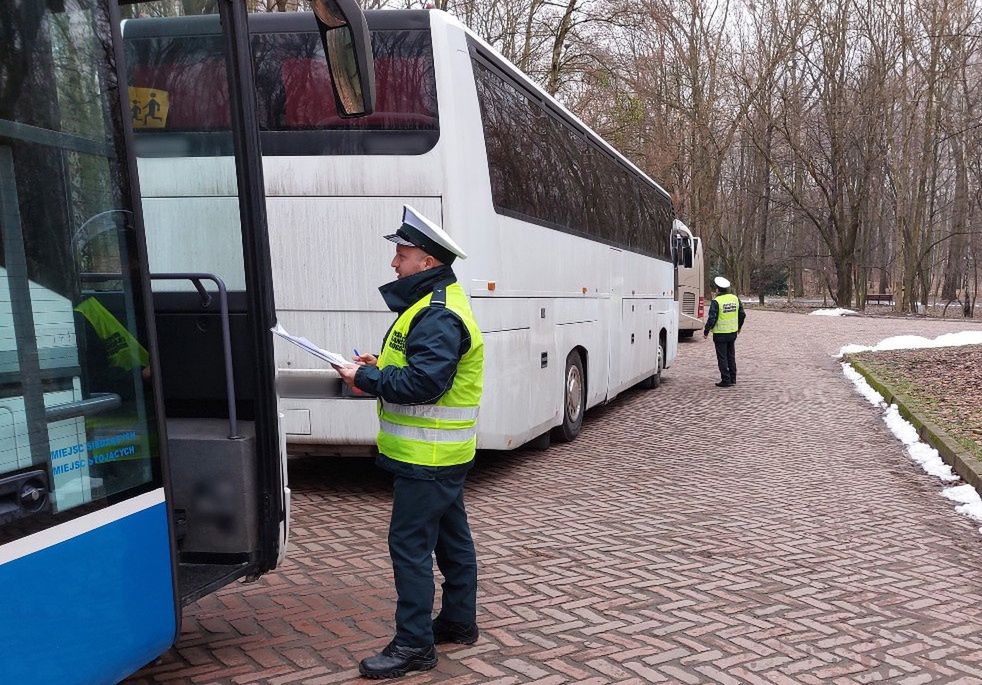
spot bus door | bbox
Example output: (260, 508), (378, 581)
(116, 0), (288, 606)
(117, 0), (374, 605)
(2, 0), (372, 681)
(0, 0), (177, 681)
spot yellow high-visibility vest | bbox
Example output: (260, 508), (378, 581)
(75, 297), (149, 371)
(712, 293), (740, 334)
(376, 282), (484, 466)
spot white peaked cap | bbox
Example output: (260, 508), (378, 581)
(714, 276), (731, 289)
(384, 205), (468, 262)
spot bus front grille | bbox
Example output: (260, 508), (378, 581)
(682, 292), (696, 315)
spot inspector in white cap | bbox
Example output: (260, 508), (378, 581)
(384, 205), (468, 264)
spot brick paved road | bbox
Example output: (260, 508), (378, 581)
(128, 311), (982, 685)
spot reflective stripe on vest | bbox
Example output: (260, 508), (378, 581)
(712, 293), (740, 334)
(381, 401), (479, 422)
(379, 419), (478, 443)
(376, 281), (484, 467)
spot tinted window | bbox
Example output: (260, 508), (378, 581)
(253, 29), (438, 132)
(473, 56), (672, 259)
(124, 23), (438, 156)
(125, 33), (230, 131)
(2, 0), (162, 543)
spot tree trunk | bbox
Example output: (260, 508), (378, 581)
(833, 250), (854, 307)
(942, 134), (968, 300)
(545, 0), (578, 96)
(757, 121), (773, 305)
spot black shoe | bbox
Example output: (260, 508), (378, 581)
(715, 381), (732, 387)
(358, 642), (437, 679)
(433, 618), (479, 645)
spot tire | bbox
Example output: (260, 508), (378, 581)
(526, 431), (552, 451)
(639, 342), (663, 390)
(552, 351), (586, 443)
(679, 329), (695, 339)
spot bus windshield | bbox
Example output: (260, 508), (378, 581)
(124, 21), (437, 156)
(253, 30), (436, 132)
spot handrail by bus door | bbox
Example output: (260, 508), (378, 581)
(81, 272), (241, 439)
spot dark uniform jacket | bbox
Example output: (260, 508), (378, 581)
(703, 293), (747, 341)
(354, 265), (474, 478)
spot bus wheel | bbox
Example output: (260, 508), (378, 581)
(553, 351), (585, 443)
(679, 329), (695, 339)
(640, 343), (663, 390)
(527, 432), (551, 451)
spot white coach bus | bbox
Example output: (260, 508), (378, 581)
(124, 9), (678, 453)
(673, 219), (705, 338)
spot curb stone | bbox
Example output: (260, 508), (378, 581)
(845, 355), (982, 498)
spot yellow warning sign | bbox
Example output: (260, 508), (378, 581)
(128, 87), (169, 129)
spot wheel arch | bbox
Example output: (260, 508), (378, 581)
(570, 344), (589, 399)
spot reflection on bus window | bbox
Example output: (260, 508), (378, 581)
(123, 22), (437, 156)
(254, 29), (436, 131)
(473, 58), (672, 260)
(1, 0), (159, 541)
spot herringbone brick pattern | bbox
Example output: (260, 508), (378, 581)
(127, 311), (982, 684)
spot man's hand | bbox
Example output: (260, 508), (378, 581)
(336, 363), (360, 389)
(353, 353), (378, 366)
(703, 331), (709, 339)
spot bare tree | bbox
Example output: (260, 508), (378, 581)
(245, 0), (982, 306)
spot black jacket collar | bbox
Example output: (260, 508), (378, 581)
(379, 265), (457, 313)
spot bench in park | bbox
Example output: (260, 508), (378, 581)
(866, 293), (894, 305)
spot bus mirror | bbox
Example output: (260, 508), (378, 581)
(683, 245), (693, 269)
(311, 0), (376, 117)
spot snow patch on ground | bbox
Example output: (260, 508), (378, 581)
(942, 485), (982, 531)
(811, 308), (857, 317)
(881, 405), (958, 482)
(838, 330), (982, 358)
(841, 363), (981, 532)
(841, 363), (885, 408)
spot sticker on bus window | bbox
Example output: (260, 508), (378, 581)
(128, 87), (170, 129)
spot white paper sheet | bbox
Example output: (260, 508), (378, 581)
(270, 323), (348, 368)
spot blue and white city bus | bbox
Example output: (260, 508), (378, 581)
(0, 1), (371, 682)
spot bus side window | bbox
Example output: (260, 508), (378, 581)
(473, 57), (673, 261)
(674, 236), (692, 269)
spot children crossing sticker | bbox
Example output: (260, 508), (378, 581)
(128, 87), (169, 128)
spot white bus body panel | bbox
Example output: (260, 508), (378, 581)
(0, 271), (93, 509)
(138, 157), (245, 292)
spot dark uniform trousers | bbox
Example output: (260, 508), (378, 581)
(383, 457), (477, 648)
(713, 332), (737, 384)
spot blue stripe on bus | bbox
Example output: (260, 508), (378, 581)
(0, 502), (176, 685)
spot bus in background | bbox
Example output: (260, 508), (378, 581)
(1, 1), (371, 682)
(124, 9), (678, 455)
(673, 219), (705, 339)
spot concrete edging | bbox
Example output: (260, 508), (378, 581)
(845, 356), (982, 498)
